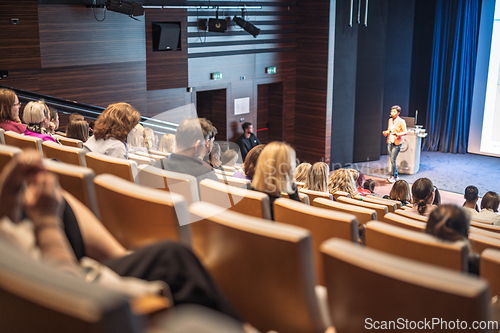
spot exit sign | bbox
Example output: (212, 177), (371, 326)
(210, 72), (223, 80)
(266, 67), (277, 74)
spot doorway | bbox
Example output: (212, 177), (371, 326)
(196, 89), (227, 140)
(257, 82), (284, 144)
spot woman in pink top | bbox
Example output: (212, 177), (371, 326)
(0, 88), (27, 134)
(22, 100), (58, 143)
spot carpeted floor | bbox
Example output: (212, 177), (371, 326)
(354, 151), (500, 196)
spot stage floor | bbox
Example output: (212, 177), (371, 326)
(354, 151), (500, 198)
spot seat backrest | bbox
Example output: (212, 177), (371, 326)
(365, 221), (468, 271)
(0, 128), (5, 144)
(281, 191), (310, 205)
(137, 164), (199, 205)
(4, 130), (43, 154)
(43, 159), (100, 219)
(214, 168), (234, 177)
(470, 226), (500, 239)
(42, 141), (87, 167)
(94, 174), (191, 249)
(0, 144), (22, 174)
(383, 212), (426, 232)
(128, 153), (160, 168)
(481, 248), (500, 299)
(299, 188), (333, 202)
(321, 238), (490, 333)
(469, 233), (500, 254)
(313, 198), (376, 225)
(221, 165), (236, 173)
(470, 221), (500, 234)
(85, 152), (139, 183)
(366, 194), (402, 209)
(274, 198), (358, 285)
(332, 190), (350, 199)
(0, 240), (139, 333)
(199, 179), (271, 219)
(189, 202), (326, 333)
(337, 196), (388, 220)
(215, 173), (250, 189)
(55, 135), (83, 148)
(133, 150), (167, 169)
(394, 208), (428, 222)
(354, 195), (399, 212)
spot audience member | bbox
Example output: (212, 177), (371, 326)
(128, 123), (147, 154)
(236, 122), (261, 161)
(163, 118), (218, 183)
(208, 142), (222, 169)
(476, 191), (500, 225)
(233, 144), (264, 181)
(159, 133), (176, 153)
(462, 185), (480, 216)
(304, 162), (329, 193)
(363, 179), (377, 195)
(88, 120), (95, 137)
(328, 168), (358, 198)
(410, 178), (436, 216)
(48, 107), (59, 135)
(0, 150), (244, 321)
(221, 149), (238, 167)
(83, 103), (140, 159)
(385, 179), (411, 206)
(251, 141), (300, 219)
(433, 186), (441, 205)
(143, 127), (158, 151)
(23, 101), (58, 143)
(425, 204), (478, 274)
(66, 119), (89, 142)
(0, 88), (27, 134)
(294, 162), (311, 186)
(66, 113), (85, 136)
(355, 171), (371, 195)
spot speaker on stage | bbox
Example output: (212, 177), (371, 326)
(152, 22), (181, 51)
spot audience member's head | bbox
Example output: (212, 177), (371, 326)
(48, 107), (59, 134)
(66, 119), (89, 142)
(23, 100), (50, 128)
(221, 149), (238, 167)
(128, 123), (145, 147)
(93, 103), (140, 142)
(88, 120), (95, 137)
(0, 88), (20, 123)
(243, 144), (264, 180)
(209, 141), (221, 168)
(242, 122), (253, 134)
(389, 179), (411, 204)
(295, 162), (311, 184)
(481, 191), (500, 213)
(411, 177), (435, 215)
(425, 205), (469, 242)
(356, 171), (366, 189)
(464, 185), (479, 203)
(143, 127), (157, 150)
(306, 162), (329, 193)
(363, 179), (376, 194)
(432, 186), (441, 205)
(159, 133), (176, 153)
(328, 168), (358, 198)
(252, 141), (296, 195)
(176, 118), (217, 158)
(68, 113), (84, 124)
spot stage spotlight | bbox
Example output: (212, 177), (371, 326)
(233, 16), (261, 38)
(106, 0), (144, 17)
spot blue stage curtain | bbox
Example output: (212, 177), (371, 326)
(424, 0), (481, 153)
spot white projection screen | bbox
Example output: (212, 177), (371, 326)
(469, 0), (500, 157)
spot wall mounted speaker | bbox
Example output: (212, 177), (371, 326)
(152, 22), (181, 51)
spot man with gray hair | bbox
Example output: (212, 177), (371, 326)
(163, 117), (218, 183)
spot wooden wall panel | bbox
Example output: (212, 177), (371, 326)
(0, 70), (40, 92)
(257, 84), (270, 143)
(146, 88), (192, 121)
(0, 0), (41, 70)
(38, 61), (147, 111)
(145, 9), (188, 90)
(295, 0), (334, 163)
(38, 5), (146, 69)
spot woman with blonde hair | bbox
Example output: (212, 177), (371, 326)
(294, 162), (311, 186)
(252, 141), (300, 219)
(143, 127), (158, 150)
(23, 100), (58, 143)
(158, 133), (176, 153)
(0, 88), (26, 134)
(305, 162), (329, 193)
(128, 123), (147, 153)
(84, 103), (140, 159)
(66, 119), (89, 142)
(221, 149), (238, 167)
(328, 168), (358, 198)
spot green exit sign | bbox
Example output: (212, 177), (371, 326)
(266, 67), (277, 74)
(210, 72), (223, 80)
